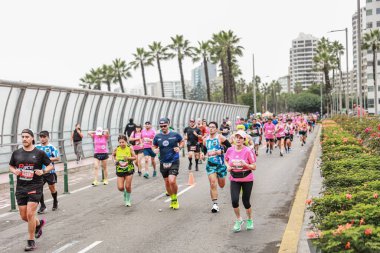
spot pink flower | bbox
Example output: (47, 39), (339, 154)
(345, 242), (351, 249)
(346, 193), (352, 200)
(364, 228), (372, 236)
(365, 127), (372, 133)
(378, 124), (380, 131)
(374, 193), (378, 199)
(342, 138), (348, 143)
(306, 199), (313, 205)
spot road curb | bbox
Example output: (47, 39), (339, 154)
(278, 126), (321, 253)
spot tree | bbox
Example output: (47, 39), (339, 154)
(149, 41), (172, 97)
(99, 65), (115, 92)
(362, 29), (380, 115)
(307, 83), (321, 96)
(294, 83), (303, 94)
(87, 68), (102, 90)
(168, 35), (195, 99)
(79, 73), (95, 90)
(332, 41), (344, 112)
(193, 41), (212, 101)
(130, 48), (153, 95)
(112, 58), (131, 93)
(288, 93), (321, 113)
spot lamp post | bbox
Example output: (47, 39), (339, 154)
(328, 28), (350, 114)
(357, 0), (363, 117)
(252, 54), (257, 115)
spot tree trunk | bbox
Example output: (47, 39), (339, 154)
(221, 59), (228, 103)
(118, 74), (125, 93)
(141, 61), (147, 95)
(226, 48), (235, 103)
(106, 81), (111, 92)
(373, 50), (378, 115)
(178, 55), (186, 99)
(203, 57), (211, 102)
(157, 57), (165, 97)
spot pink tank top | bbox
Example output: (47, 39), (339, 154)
(93, 135), (108, 153)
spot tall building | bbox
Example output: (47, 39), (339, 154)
(364, 0), (380, 114)
(289, 33), (323, 91)
(352, 7), (368, 109)
(146, 81), (189, 99)
(191, 62), (217, 87)
(277, 75), (290, 93)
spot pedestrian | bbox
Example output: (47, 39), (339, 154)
(9, 129), (53, 251)
(36, 131), (60, 214)
(88, 127), (110, 186)
(153, 118), (184, 210)
(225, 130), (257, 232)
(112, 135), (136, 206)
(71, 123), (83, 163)
(124, 118), (137, 143)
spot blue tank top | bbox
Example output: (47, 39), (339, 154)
(205, 134), (224, 165)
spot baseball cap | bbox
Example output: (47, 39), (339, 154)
(39, 130), (49, 137)
(145, 121), (151, 125)
(95, 127), (103, 136)
(159, 118), (169, 125)
(237, 124), (245, 130)
(235, 130), (246, 138)
(189, 118), (195, 122)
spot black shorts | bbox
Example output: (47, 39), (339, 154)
(134, 149), (144, 155)
(277, 136), (284, 140)
(285, 134), (293, 141)
(43, 173), (57, 185)
(265, 138), (275, 142)
(160, 160), (180, 178)
(94, 153), (109, 160)
(16, 188), (43, 206)
(299, 131), (307, 136)
(116, 170), (134, 177)
(187, 144), (200, 153)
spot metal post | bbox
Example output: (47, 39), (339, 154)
(345, 28), (350, 114)
(320, 82), (323, 118)
(9, 173), (17, 211)
(63, 162), (69, 194)
(357, 0), (363, 117)
(252, 54), (257, 115)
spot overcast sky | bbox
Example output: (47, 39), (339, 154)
(0, 0), (360, 90)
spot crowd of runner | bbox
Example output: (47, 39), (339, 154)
(9, 112), (318, 251)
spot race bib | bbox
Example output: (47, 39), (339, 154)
(231, 159), (243, 170)
(252, 129), (258, 134)
(267, 130), (273, 134)
(190, 146), (197, 151)
(208, 150), (217, 157)
(144, 138), (151, 144)
(163, 163), (172, 169)
(20, 165), (34, 181)
(118, 161), (128, 168)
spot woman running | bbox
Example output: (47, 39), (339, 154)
(225, 130), (257, 232)
(129, 125), (144, 176)
(284, 119), (294, 153)
(275, 119), (285, 156)
(112, 135), (136, 206)
(88, 127), (109, 186)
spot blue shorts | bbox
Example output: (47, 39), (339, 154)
(206, 161), (227, 178)
(143, 148), (156, 157)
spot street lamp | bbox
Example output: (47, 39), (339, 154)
(328, 28), (349, 114)
(252, 54), (257, 115)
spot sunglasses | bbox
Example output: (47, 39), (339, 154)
(160, 125), (168, 128)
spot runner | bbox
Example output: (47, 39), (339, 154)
(112, 135), (136, 206)
(36, 131), (60, 214)
(9, 129), (53, 251)
(184, 119), (202, 171)
(201, 121), (232, 213)
(225, 130), (257, 232)
(71, 123), (83, 163)
(124, 118), (137, 139)
(141, 121), (157, 178)
(248, 118), (262, 156)
(88, 127), (109, 186)
(153, 118), (184, 210)
(263, 118), (275, 154)
(219, 120), (231, 138)
(129, 125), (144, 176)
(298, 118), (308, 146)
(284, 118), (295, 153)
(275, 120), (285, 156)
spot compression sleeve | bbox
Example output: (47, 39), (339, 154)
(222, 139), (232, 149)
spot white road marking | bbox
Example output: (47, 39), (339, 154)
(52, 240), (79, 253)
(164, 185), (195, 203)
(77, 241), (103, 253)
(150, 185), (183, 201)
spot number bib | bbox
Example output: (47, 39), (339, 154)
(190, 146), (197, 151)
(231, 159), (243, 170)
(163, 163), (172, 169)
(20, 166), (34, 181)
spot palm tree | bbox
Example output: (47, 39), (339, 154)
(79, 73), (94, 89)
(149, 41), (172, 97)
(112, 58), (131, 93)
(88, 68), (102, 90)
(260, 82), (270, 111)
(130, 48), (153, 96)
(169, 35), (195, 99)
(99, 65), (115, 92)
(362, 29), (380, 115)
(193, 41), (212, 101)
(332, 41), (344, 112)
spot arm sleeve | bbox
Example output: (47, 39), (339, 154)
(41, 151), (52, 167)
(222, 139), (232, 149)
(202, 145), (207, 153)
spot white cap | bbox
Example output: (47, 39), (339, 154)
(235, 130), (246, 139)
(95, 127), (103, 136)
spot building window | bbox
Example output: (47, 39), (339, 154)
(367, 0), (372, 2)
(368, 99), (374, 108)
(378, 8), (380, 14)
(368, 86), (374, 92)
(367, 9), (373, 16)
(367, 22), (373, 28)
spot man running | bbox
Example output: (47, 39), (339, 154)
(36, 131), (60, 214)
(141, 121), (157, 178)
(201, 121), (232, 213)
(184, 119), (202, 171)
(9, 129), (53, 251)
(153, 118), (184, 210)
(219, 120), (230, 138)
(284, 118), (295, 153)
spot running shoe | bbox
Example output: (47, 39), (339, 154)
(92, 180), (99, 186)
(188, 164), (192, 171)
(280, 152), (283, 157)
(153, 171), (157, 177)
(103, 179), (109, 185)
(211, 203), (219, 213)
(266, 148), (269, 154)
(125, 200), (131, 207)
(165, 191), (170, 196)
(198, 160), (203, 164)
(270, 150), (272, 155)
(35, 218), (46, 239)
(24, 240), (36, 251)
(143, 172), (149, 179)
(172, 199), (179, 210)
(138, 171), (142, 176)
(52, 201), (58, 211)
(37, 206), (46, 214)
(195, 164), (199, 171)
(246, 219), (254, 230)
(233, 219), (244, 232)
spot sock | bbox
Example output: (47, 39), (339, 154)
(188, 158), (193, 164)
(51, 191), (58, 202)
(125, 192), (131, 202)
(171, 194), (177, 201)
(195, 159), (199, 165)
(40, 193), (45, 207)
(123, 189), (127, 201)
(212, 199), (217, 204)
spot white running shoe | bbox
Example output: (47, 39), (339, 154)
(211, 203), (220, 213)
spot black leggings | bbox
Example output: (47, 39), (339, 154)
(230, 181), (253, 209)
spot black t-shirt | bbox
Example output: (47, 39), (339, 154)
(219, 124), (230, 136)
(250, 123), (261, 137)
(124, 123), (137, 137)
(9, 147), (51, 192)
(184, 127), (201, 145)
(73, 129), (82, 142)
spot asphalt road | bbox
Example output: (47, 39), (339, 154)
(0, 128), (317, 253)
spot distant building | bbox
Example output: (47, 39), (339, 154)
(289, 33), (323, 91)
(277, 75), (290, 93)
(191, 62), (217, 87)
(128, 88), (144, 95)
(146, 81), (189, 99)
